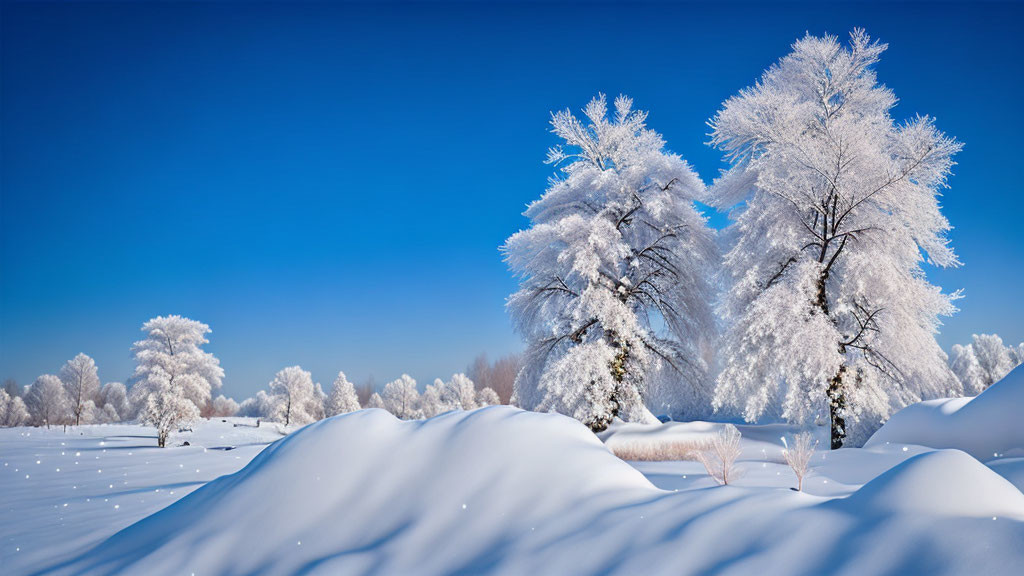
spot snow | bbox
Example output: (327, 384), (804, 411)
(5, 405), (1020, 576)
(866, 365), (1024, 461)
(0, 418), (285, 575)
(842, 449), (1024, 518)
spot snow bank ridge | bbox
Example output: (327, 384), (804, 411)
(840, 449), (1024, 519)
(866, 365), (1024, 460)
(47, 406), (655, 575)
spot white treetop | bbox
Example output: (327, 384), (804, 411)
(268, 366), (321, 426)
(365, 392), (386, 410)
(440, 373), (478, 411)
(100, 382), (130, 422)
(0, 390), (30, 427)
(236, 396), (260, 418)
(25, 374), (70, 429)
(708, 30), (963, 448)
(130, 315), (224, 446)
(210, 395), (240, 418)
(59, 353), (101, 426)
(382, 374), (421, 419)
(326, 371), (361, 416)
(420, 379), (447, 418)
(475, 387), (501, 407)
(252, 390), (276, 418)
(504, 94), (717, 431)
(950, 334), (1023, 395)
(129, 315), (224, 415)
(82, 400), (119, 424)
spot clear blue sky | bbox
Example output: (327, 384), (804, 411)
(2, 1), (1022, 399)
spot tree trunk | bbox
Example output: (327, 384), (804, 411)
(589, 342), (628, 433)
(816, 268), (849, 450)
(828, 365), (848, 449)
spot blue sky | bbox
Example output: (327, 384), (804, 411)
(2, 1), (1022, 399)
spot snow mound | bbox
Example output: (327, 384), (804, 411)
(48, 407), (656, 575)
(840, 450), (1024, 519)
(866, 365), (1024, 460)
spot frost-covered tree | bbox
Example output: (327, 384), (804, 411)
(138, 371), (199, 447)
(99, 382), (130, 422)
(130, 316), (224, 446)
(696, 424), (743, 486)
(420, 379), (447, 418)
(709, 30), (963, 448)
(782, 431), (818, 491)
(504, 94), (717, 431)
(59, 353), (101, 426)
(365, 392), (385, 410)
(382, 374), (420, 419)
(210, 395), (240, 418)
(81, 400), (119, 424)
(129, 315), (224, 415)
(949, 334), (1023, 395)
(476, 387), (501, 407)
(0, 389), (30, 427)
(948, 343), (983, 395)
(236, 396), (260, 418)
(268, 366), (321, 426)
(25, 374), (70, 429)
(236, 391), (278, 420)
(326, 371), (360, 416)
(312, 382), (327, 421)
(441, 373), (478, 411)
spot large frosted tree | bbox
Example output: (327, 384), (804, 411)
(504, 94), (716, 431)
(709, 30), (962, 448)
(59, 353), (101, 426)
(130, 315), (225, 446)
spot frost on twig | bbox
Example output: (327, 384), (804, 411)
(782, 431), (818, 491)
(696, 424), (743, 485)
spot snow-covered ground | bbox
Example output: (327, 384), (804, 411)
(3, 369), (1024, 575)
(0, 418), (288, 575)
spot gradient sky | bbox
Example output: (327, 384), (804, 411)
(2, 1), (1022, 399)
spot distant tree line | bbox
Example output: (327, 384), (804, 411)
(0, 315), (520, 449)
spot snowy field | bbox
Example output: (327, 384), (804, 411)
(3, 369), (1024, 575)
(0, 418), (289, 575)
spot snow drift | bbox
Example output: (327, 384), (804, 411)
(46, 406), (1024, 576)
(839, 449), (1024, 519)
(866, 365), (1024, 460)
(46, 407), (656, 575)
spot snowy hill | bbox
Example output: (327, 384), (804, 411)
(31, 406), (1024, 576)
(866, 365), (1024, 460)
